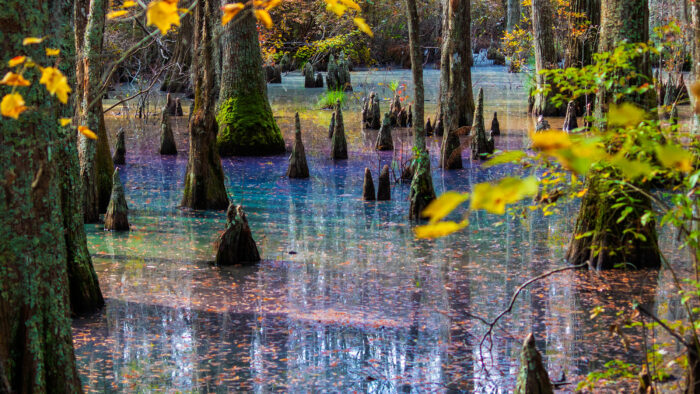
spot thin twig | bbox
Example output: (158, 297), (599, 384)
(103, 67), (166, 114)
(636, 304), (690, 347)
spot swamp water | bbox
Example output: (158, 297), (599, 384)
(73, 67), (686, 392)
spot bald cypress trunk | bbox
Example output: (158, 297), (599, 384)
(216, 3), (284, 156)
(531, 0), (564, 116)
(507, 0), (521, 31)
(0, 0), (85, 390)
(162, 13), (194, 93)
(567, 0), (660, 270)
(182, 0), (229, 210)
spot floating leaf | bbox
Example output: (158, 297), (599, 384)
(470, 176), (538, 215)
(221, 3), (244, 25)
(45, 48), (60, 56)
(78, 125), (98, 140)
(608, 102), (645, 127)
(0, 72), (31, 87)
(147, 0), (180, 35)
(22, 37), (45, 45)
(656, 144), (694, 173)
(59, 118), (72, 126)
(39, 67), (71, 104)
(107, 10), (129, 19)
(1, 93), (28, 119)
(353, 17), (373, 37)
(254, 9), (273, 28)
(414, 220), (468, 239)
(421, 191), (469, 224)
(8, 56), (26, 67)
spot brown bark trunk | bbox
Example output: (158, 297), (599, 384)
(181, 0), (229, 210)
(564, 0), (600, 69)
(531, 0), (565, 116)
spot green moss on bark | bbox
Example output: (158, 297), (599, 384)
(216, 96), (285, 156)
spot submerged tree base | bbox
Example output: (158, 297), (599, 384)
(216, 96), (285, 156)
(215, 204), (261, 266)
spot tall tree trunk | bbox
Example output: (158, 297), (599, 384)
(531, 0), (564, 116)
(162, 10), (194, 93)
(216, 3), (285, 156)
(405, 0), (436, 220)
(438, 0), (474, 134)
(0, 0), (85, 391)
(77, 0), (114, 222)
(564, 0), (601, 68)
(567, 0), (660, 270)
(182, 0), (230, 210)
(507, 0), (521, 31)
(691, 0), (700, 134)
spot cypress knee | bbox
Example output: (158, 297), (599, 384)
(434, 118), (444, 137)
(514, 334), (553, 394)
(113, 128), (126, 165)
(160, 107), (178, 155)
(215, 203), (261, 266)
(398, 107), (408, 127)
(331, 100), (348, 159)
(368, 93), (381, 129)
(535, 115), (550, 132)
(362, 168), (376, 200)
(175, 97), (183, 116)
(375, 113), (394, 150)
(408, 154), (436, 220)
(490, 112), (500, 136)
(471, 88), (494, 160)
(315, 72), (324, 88)
(425, 118), (433, 136)
(440, 121), (463, 169)
(328, 111), (336, 139)
(104, 168), (129, 231)
(287, 113), (309, 178)
(377, 164), (391, 200)
(407, 104), (413, 127)
(562, 101), (578, 132)
(303, 63), (315, 88)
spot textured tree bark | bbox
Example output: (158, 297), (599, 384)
(567, 0), (660, 270)
(507, 0), (521, 31)
(564, 0), (600, 69)
(405, 0), (436, 220)
(182, 0), (230, 210)
(531, 0), (565, 116)
(691, 0), (700, 134)
(162, 12), (194, 93)
(0, 0), (85, 391)
(216, 3), (284, 156)
(76, 0), (114, 221)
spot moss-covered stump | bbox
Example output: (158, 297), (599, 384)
(566, 172), (661, 270)
(215, 203), (261, 266)
(364, 92), (381, 130)
(390, 93), (402, 126)
(104, 169), (129, 231)
(514, 334), (554, 394)
(303, 62), (315, 88)
(440, 122), (463, 169)
(113, 128), (126, 165)
(490, 112), (500, 136)
(562, 101), (578, 132)
(377, 164), (391, 200)
(287, 113), (309, 178)
(328, 111), (336, 139)
(425, 118), (434, 136)
(216, 95), (285, 156)
(337, 51), (353, 91)
(326, 54), (339, 91)
(331, 100), (348, 160)
(363, 168), (376, 200)
(375, 113), (394, 150)
(408, 154), (436, 220)
(471, 88), (494, 160)
(160, 108), (178, 155)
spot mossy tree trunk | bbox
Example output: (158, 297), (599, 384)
(405, 0), (436, 220)
(181, 0), (229, 210)
(531, 0), (564, 116)
(507, 0), (521, 31)
(0, 0), (86, 391)
(567, 0), (660, 270)
(216, 3), (284, 156)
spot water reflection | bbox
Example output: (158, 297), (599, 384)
(73, 66), (686, 392)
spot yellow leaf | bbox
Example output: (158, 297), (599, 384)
(147, 0), (180, 35)
(78, 125), (98, 140)
(45, 48), (60, 56)
(610, 154), (655, 180)
(414, 220), (468, 239)
(39, 67), (71, 104)
(0, 72), (31, 87)
(608, 102), (646, 127)
(59, 118), (72, 126)
(421, 191), (469, 223)
(326, 0), (347, 16)
(530, 130), (571, 151)
(353, 17), (373, 37)
(691, 81), (700, 114)
(339, 0), (361, 10)
(107, 10), (129, 19)
(1, 93), (28, 119)
(254, 9), (273, 28)
(22, 37), (45, 45)
(470, 176), (538, 215)
(576, 188), (588, 198)
(264, 0), (282, 10)
(221, 3), (244, 26)
(8, 56), (26, 67)
(123, 0), (137, 7)
(656, 144), (694, 173)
